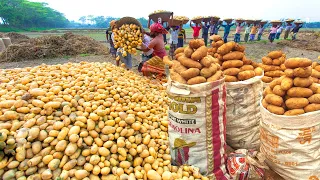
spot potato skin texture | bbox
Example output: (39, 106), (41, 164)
(172, 61), (187, 74)
(265, 94), (283, 107)
(234, 44), (245, 52)
(254, 67), (263, 76)
(267, 50), (283, 59)
(263, 87), (273, 97)
(304, 104), (320, 113)
(293, 77), (313, 87)
(280, 64), (286, 71)
(315, 65), (320, 72)
(191, 46), (208, 61)
(174, 47), (185, 55)
(242, 56), (252, 65)
(189, 39), (205, 49)
(267, 104), (285, 115)
(240, 65), (254, 71)
(265, 70), (285, 77)
(312, 69), (320, 78)
(285, 98), (309, 109)
(223, 51), (244, 61)
(287, 87), (313, 98)
(217, 41), (236, 55)
(200, 55), (215, 67)
(270, 76), (284, 90)
(225, 75), (238, 82)
(280, 77), (294, 91)
(259, 64), (282, 72)
(284, 109), (305, 116)
(222, 60), (243, 69)
(284, 58), (312, 69)
(262, 99), (269, 109)
(179, 57), (202, 69)
(262, 76), (273, 83)
(207, 70), (222, 82)
(184, 46), (194, 58)
(284, 69), (294, 78)
(272, 59), (282, 66)
(292, 66), (312, 78)
(309, 83), (320, 94)
(200, 64), (218, 78)
(180, 68), (200, 80)
(262, 56), (273, 65)
(170, 70), (187, 84)
(175, 53), (185, 60)
(187, 76), (206, 85)
(223, 68), (240, 76)
(238, 70), (255, 81)
(308, 94), (320, 104)
(273, 85), (286, 97)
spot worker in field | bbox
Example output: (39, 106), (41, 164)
(291, 23), (303, 40)
(190, 21), (202, 39)
(137, 29), (153, 72)
(234, 22), (245, 42)
(144, 23), (168, 58)
(275, 25), (284, 39)
(268, 24), (278, 43)
(221, 20), (235, 43)
(244, 23), (251, 42)
(249, 23), (259, 41)
(284, 22), (293, 39)
(202, 22), (210, 46)
(108, 20), (117, 60)
(177, 25), (186, 48)
(168, 26), (179, 59)
(162, 22), (169, 44)
(257, 24), (266, 41)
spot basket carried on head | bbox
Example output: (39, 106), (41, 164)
(149, 10), (173, 23)
(202, 16), (212, 23)
(245, 19), (254, 25)
(170, 16), (189, 26)
(254, 19), (262, 24)
(115, 17), (142, 29)
(191, 16), (203, 24)
(223, 18), (233, 24)
(285, 19), (295, 23)
(294, 20), (303, 25)
(235, 18), (245, 23)
(260, 20), (268, 26)
(270, 20), (282, 26)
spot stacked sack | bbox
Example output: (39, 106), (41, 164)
(311, 62), (320, 83)
(260, 50), (286, 83)
(262, 58), (320, 115)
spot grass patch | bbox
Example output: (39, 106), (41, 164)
(63, 55), (71, 59)
(79, 54), (90, 57)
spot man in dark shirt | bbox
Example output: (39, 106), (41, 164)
(202, 22), (210, 46)
(291, 24), (303, 40)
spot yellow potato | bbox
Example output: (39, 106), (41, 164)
(259, 64), (282, 72)
(172, 61), (187, 74)
(284, 58), (312, 69)
(242, 56), (252, 65)
(287, 87), (313, 98)
(254, 67), (263, 76)
(191, 46), (208, 61)
(262, 99), (269, 109)
(267, 50), (283, 59)
(234, 44), (245, 52)
(312, 69), (320, 78)
(309, 83), (320, 94)
(238, 70), (255, 81)
(270, 76), (285, 90)
(262, 57), (273, 65)
(179, 57), (202, 69)
(285, 98), (309, 109)
(279, 56), (286, 64)
(304, 104), (320, 113)
(265, 94), (284, 107)
(215, 40), (224, 48)
(280, 64), (286, 71)
(222, 60), (243, 69)
(311, 77), (319, 83)
(284, 69), (294, 78)
(210, 35), (222, 42)
(223, 68), (240, 76)
(263, 87), (273, 97)
(184, 46), (194, 58)
(273, 85), (286, 96)
(280, 77), (293, 91)
(200, 55), (216, 67)
(284, 109), (305, 116)
(267, 104), (285, 115)
(163, 56), (174, 67)
(272, 59), (282, 66)
(189, 39), (205, 49)
(308, 94), (320, 104)
(293, 77), (313, 87)
(240, 65), (254, 71)
(214, 53), (223, 61)
(225, 75), (238, 82)
(174, 47), (185, 55)
(200, 63), (218, 78)
(207, 70), (222, 82)
(170, 70), (187, 84)
(265, 70), (285, 77)
(187, 76), (206, 85)
(262, 76), (273, 83)
(222, 52), (244, 61)
(293, 66), (312, 78)
(314, 65), (320, 72)
(180, 68), (200, 80)
(175, 53), (185, 60)
(217, 41), (236, 55)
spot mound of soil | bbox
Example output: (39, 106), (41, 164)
(0, 32), (30, 43)
(278, 32), (320, 52)
(0, 32), (109, 62)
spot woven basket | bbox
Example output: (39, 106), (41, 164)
(236, 18), (245, 23)
(285, 19), (295, 23)
(212, 16), (220, 22)
(149, 12), (173, 23)
(245, 19), (254, 25)
(192, 18), (203, 24)
(170, 19), (183, 27)
(115, 17), (142, 29)
(0, 39), (6, 52)
(203, 17), (212, 23)
(182, 19), (189, 24)
(223, 18), (233, 24)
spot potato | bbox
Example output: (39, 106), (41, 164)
(265, 94), (283, 106)
(217, 41), (236, 55)
(179, 57), (202, 69)
(279, 56), (286, 64)
(293, 77), (313, 87)
(285, 98), (309, 109)
(175, 53), (185, 60)
(262, 99), (269, 108)
(280, 77), (293, 91)
(225, 75), (238, 82)
(267, 105), (285, 115)
(311, 77), (319, 83)
(234, 44), (245, 52)
(273, 85), (286, 96)
(315, 65), (320, 72)
(191, 46), (208, 61)
(207, 70), (222, 82)
(280, 64), (286, 71)
(187, 76), (206, 85)
(180, 68), (200, 80)
(284, 69), (294, 78)
(284, 109), (305, 116)
(270, 76), (285, 89)
(272, 59), (282, 66)
(172, 61), (187, 74)
(312, 69), (320, 78)
(292, 66), (312, 78)
(163, 56), (174, 67)
(287, 87), (313, 98)
(265, 70), (285, 77)
(200, 55), (215, 67)
(262, 76), (273, 83)
(284, 58), (312, 69)
(240, 65), (254, 71)
(222, 60), (243, 69)
(238, 70), (255, 81)
(252, 61), (259, 68)
(184, 46), (194, 58)
(309, 83), (320, 94)
(254, 67), (263, 76)
(263, 87), (273, 97)
(308, 94), (320, 104)
(210, 35), (222, 42)
(174, 47), (185, 55)
(215, 40), (224, 48)
(200, 64), (218, 78)
(189, 39), (204, 49)
(262, 57), (273, 65)
(304, 104), (320, 113)
(259, 64), (282, 72)
(170, 70), (187, 84)
(223, 52), (244, 61)
(267, 50), (283, 59)
(223, 68), (240, 76)
(242, 56), (252, 65)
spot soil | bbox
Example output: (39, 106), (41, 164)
(277, 32), (320, 52)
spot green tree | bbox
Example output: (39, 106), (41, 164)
(79, 16), (87, 24)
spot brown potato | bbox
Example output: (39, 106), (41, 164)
(272, 59), (282, 66)
(180, 68), (200, 80)
(279, 56), (286, 64)
(292, 66), (312, 78)
(175, 53), (185, 60)
(223, 68), (240, 76)
(284, 69), (294, 78)
(308, 94), (320, 104)
(280, 77), (293, 91)
(184, 46), (194, 58)
(262, 57), (273, 65)
(172, 61), (187, 74)
(242, 56), (252, 65)
(265, 70), (285, 77)
(254, 67), (263, 76)
(293, 77), (313, 87)
(312, 69), (320, 78)
(311, 77), (319, 83)
(284, 109), (305, 116)
(287, 87), (313, 98)
(210, 35), (222, 42)
(270, 76), (285, 90)
(215, 40), (224, 48)
(262, 76), (273, 83)
(200, 64), (218, 78)
(304, 104), (320, 113)
(207, 70), (222, 82)
(259, 64), (282, 72)
(189, 39), (205, 49)
(263, 87), (273, 97)
(170, 71), (187, 84)
(187, 76), (206, 85)
(267, 104), (285, 115)
(309, 83), (320, 94)
(217, 41), (236, 55)
(284, 58), (312, 69)
(262, 99), (269, 108)
(214, 53), (223, 61)
(273, 85), (286, 96)
(285, 98), (309, 109)
(238, 70), (255, 81)
(234, 44), (245, 52)
(223, 52), (244, 61)
(267, 50), (283, 59)
(222, 60), (243, 69)
(163, 56), (174, 67)
(280, 64), (286, 71)
(265, 94), (283, 107)
(191, 46), (208, 61)
(225, 75), (238, 82)
(174, 47), (185, 55)
(200, 55), (215, 67)
(179, 57), (202, 69)
(314, 65), (320, 72)
(251, 61), (259, 68)
(240, 65), (254, 71)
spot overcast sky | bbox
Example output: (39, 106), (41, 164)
(30, 0), (320, 22)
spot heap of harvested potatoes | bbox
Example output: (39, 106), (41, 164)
(260, 51), (286, 83)
(262, 58), (320, 115)
(0, 62), (208, 180)
(311, 62), (320, 83)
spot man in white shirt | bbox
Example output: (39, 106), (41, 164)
(244, 24), (251, 42)
(169, 26), (179, 59)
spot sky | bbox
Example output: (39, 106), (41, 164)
(30, 0), (320, 22)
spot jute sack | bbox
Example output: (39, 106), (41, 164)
(167, 78), (229, 179)
(260, 105), (320, 180)
(0, 38), (5, 52)
(226, 75), (263, 150)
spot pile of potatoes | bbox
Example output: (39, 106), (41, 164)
(208, 35), (224, 60)
(311, 62), (320, 83)
(262, 58), (320, 116)
(0, 62), (208, 180)
(260, 50), (286, 83)
(167, 39), (223, 85)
